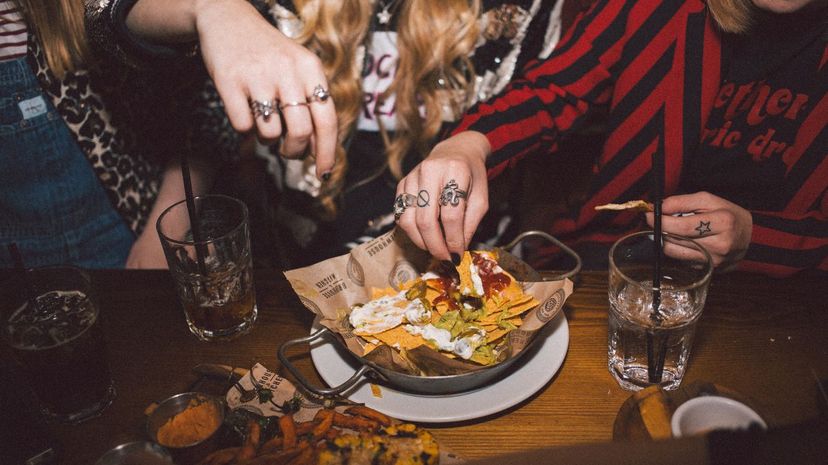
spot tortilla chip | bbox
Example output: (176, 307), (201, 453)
(371, 326), (424, 351)
(595, 200), (653, 212)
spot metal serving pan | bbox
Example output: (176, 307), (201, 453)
(278, 231), (581, 397)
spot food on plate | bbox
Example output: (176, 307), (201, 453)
(348, 250), (538, 366)
(156, 397), (222, 447)
(198, 406), (439, 465)
(594, 200), (653, 212)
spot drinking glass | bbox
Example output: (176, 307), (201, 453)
(156, 194), (257, 341)
(0, 266), (116, 423)
(607, 231), (712, 391)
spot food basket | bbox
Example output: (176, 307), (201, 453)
(279, 230), (581, 397)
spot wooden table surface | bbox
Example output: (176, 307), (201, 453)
(36, 269), (828, 463)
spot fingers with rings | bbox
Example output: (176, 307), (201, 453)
(393, 193), (417, 221)
(279, 100), (309, 110)
(307, 84), (331, 104)
(439, 179), (468, 207)
(437, 178), (470, 257)
(249, 99), (278, 122)
(303, 83), (337, 180)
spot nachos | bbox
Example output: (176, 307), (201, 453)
(594, 200), (653, 212)
(348, 251), (538, 366)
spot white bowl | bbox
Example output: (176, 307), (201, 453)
(671, 396), (767, 437)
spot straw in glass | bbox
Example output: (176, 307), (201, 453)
(648, 148), (667, 384)
(181, 155), (208, 276)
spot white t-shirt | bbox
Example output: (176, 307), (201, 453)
(358, 31), (398, 132)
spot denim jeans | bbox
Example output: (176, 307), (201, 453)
(0, 57), (134, 269)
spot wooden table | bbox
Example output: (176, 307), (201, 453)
(29, 269), (828, 463)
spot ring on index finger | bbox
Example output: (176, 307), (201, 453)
(250, 99), (278, 122)
(307, 84), (331, 104)
(393, 193), (417, 221)
(439, 179), (468, 207)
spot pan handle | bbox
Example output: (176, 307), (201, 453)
(278, 327), (380, 398)
(501, 230), (581, 280)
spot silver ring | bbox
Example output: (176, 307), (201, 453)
(439, 179), (467, 207)
(393, 193), (417, 221)
(279, 100), (309, 109)
(307, 84), (331, 103)
(250, 99), (277, 121)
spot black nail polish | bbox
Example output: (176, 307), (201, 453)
(321, 171), (331, 181)
(450, 253), (461, 266)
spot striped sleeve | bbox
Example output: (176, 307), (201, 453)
(740, 96), (828, 277)
(453, 0), (635, 178)
(0, 0), (27, 61)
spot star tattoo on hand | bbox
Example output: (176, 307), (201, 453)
(695, 221), (711, 237)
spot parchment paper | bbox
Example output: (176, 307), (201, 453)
(284, 229), (573, 373)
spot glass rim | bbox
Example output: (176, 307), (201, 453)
(608, 230), (713, 292)
(155, 194), (249, 247)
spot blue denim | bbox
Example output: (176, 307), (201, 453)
(0, 57), (134, 269)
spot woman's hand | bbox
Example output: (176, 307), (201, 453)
(127, 0), (337, 179)
(395, 132), (491, 261)
(646, 191), (753, 271)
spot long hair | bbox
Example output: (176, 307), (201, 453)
(290, 0), (480, 217)
(14, 0), (88, 78)
(706, 0), (754, 34)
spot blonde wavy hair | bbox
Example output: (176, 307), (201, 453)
(288, 0), (480, 217)
(706, 0), (754, 34)
(14, 0), (89, 79)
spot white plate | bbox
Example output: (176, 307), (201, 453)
(309, 313), (569, 423)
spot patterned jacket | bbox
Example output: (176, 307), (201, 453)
(457, 0), (827, 277)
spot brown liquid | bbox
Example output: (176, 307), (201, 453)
(183, 285), (256, 332)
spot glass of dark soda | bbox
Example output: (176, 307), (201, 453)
(1, 266), (115, 423)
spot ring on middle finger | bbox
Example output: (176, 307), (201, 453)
(279, 100), (309, 110)
(439, 179), (468, 207)
(393, 193), (417, 221)
(250, 98), (278, 122)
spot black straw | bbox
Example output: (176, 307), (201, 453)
(649, 147), (666, 383)
(7, 243), (38, 311)
(181, 155), (208, 276)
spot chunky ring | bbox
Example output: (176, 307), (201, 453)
(393, 193), (417, 221)
(439, 179), (467, 207)
(250, 99), (277, 121)
(307, 84), (331, 103)
(279, 100), (309, 109)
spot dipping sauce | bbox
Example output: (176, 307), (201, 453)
(156, 399), (222, 447)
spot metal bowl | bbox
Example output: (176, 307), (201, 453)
(146, 392), (225, 465)
(95, 441), (173, 465)
(280, 231), (580, 397)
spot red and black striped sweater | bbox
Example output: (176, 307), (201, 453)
(456, 0), (827, 277)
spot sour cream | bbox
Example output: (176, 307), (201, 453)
(404, 324), (486, 360)
(349, 291), (430, 335)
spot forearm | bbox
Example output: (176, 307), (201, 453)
(124, 0), (202, 44)
(125, 0), (263, 45)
